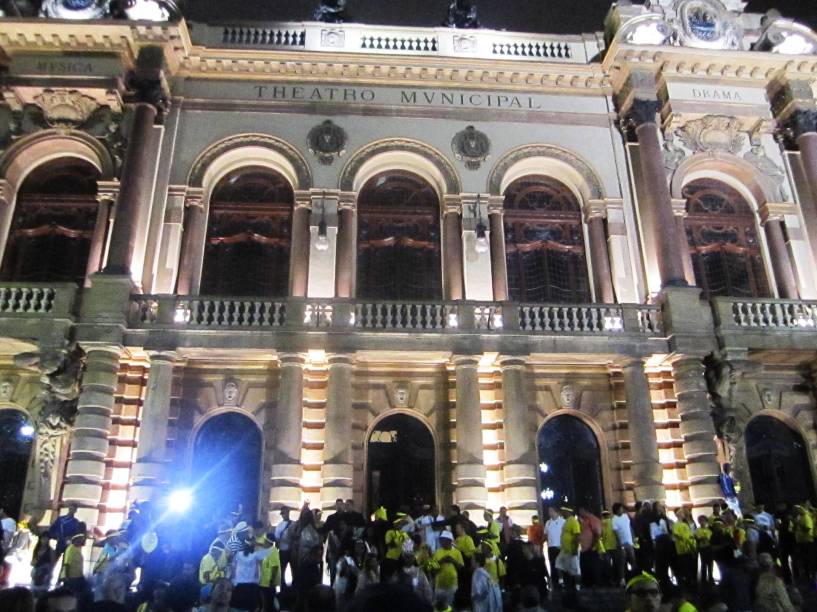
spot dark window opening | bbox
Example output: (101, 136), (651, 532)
(200, 167), (294, 297)
(0, 158), (99, 284)
(684, 179), (769, 299)
(357, 171), (442, 301)
(0, 410), (34, 519)
(503, 175), (590, 303)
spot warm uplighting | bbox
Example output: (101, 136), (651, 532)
(174, 304), (190, 324)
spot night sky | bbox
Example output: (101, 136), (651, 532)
(184, 1), (817, 35)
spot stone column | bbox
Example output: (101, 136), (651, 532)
(289, 195), (311, 297)
(84, 182), (118, 287)
(61, 345), (122, 526)
(670, 356), (724, 509)
(453, 356), (486, 509)
(628, 99), (688, 288)
(760, 204), (799, 299)
(488, 197), (508, 301)
(335, 194), (357, 298)
(175, 190), (206, 295)
(790, 110), (817, 210)
(104, 102), (158, 275)
(671, 198), (696, 286)
(443, 198), (464, 300)
(620, 358), (665, 501)
(321, 354), (354, 505)
(499, 357), (537, 518)
(270, 353), (305, 509)
(585, 201), (615, 303)
(129, 352), (176, 503)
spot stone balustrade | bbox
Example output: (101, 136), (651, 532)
(0, 282), (77, 318)
(714, 296), (817, 330)
(128, 295), (662, 335)
(193, 21), (601, 64)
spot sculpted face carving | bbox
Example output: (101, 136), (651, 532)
(560, 384), (575, 409)
(0, 380), (13, 401)
(223, 381), (240, 406)
(394, 384), (410, 408)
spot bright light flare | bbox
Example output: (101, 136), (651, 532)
(19, 424), (35, 438)
(167, 488), (193, 513)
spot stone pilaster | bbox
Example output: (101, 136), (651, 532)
(270, 353), (306, 509)
(321, 354), (354, 506)
(129, 351), (176, 503)
(670, 356), (723, 510)
(453, 356), (486, 509)
(84, 181), (118, 287)
(61, 345), (122, 526)
(499, 357), (537, 516)
(620, 358), (665, 501)
(487, 196), (508, 301)
(175, 189), (205, 295)
(759, 203), (799, 299)
(443, 197), (465, 300)
(335, 193), (357, 298)
(584, 200), (615, 303)
(289, 194), (311, 297)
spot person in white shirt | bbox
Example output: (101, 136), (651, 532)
(754, 504), (776, 539)
(611, 502), (636, 587)
(273, 507), (293, 586)
(416, 505), (444, 552)
(544, 506), (565, 587)
(231, 540), (273, 610)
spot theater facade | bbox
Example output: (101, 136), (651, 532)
(2, 0), (817, 532)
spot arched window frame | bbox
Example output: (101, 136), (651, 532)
(355, 169), (444, 301)
(502, 175), (592, 304)
(679, 171), (776, 299)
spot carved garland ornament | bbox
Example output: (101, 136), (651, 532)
(675, 115), (744, 155)
(33, 89), (99, 128)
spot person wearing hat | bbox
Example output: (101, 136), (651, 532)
(431, 529), (464, 607)
(624, 572), (661, 612)
(199, 539), (228, 587)
(554, 506), (581, 590)
(383, 513), (410, 580)
(60, 532), (90, 602)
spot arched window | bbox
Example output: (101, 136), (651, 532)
(0, 158), (99, 284)
(746, 415), (815, 508)
(503, 176), (590, 303)
(200, 167), (293, 296)
(0, 409), (34, 518)
(537, 414), (603, 514)
(684, 179), (770, 298)
(357, 171), (442, 301)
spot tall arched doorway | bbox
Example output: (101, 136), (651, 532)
(537, 414), (603, 513)
(746, 415), (815, 508)
(0, 409), (35, 518)
(191, 412), (262, 520)
(367, 413), (435, 517)
(0, 158), (101, 284)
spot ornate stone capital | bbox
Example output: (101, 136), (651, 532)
(338, 192), (357, 212)
(498, 356), (527, 371)
(96, 180), (120, 204)
(184, 188), (205, 210)
(294, 191), (313, 211)
(583, 199), (607, 221)
(784, 109), (817, 141)
(758, 202), (796, 225)
(671, 198), (688, 217)
(327, 353), (355, 367)
(486, 195), (504, 215)
(624, 98), (661, 128)
(443, 195), (463, 215)
(279, 353), (306, 368)
(452, 355), (480, 369)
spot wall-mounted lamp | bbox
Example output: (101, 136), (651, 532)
(316, 191), (330, 251)
(474, 196), (489, 254)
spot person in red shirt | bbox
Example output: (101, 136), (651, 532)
(578, 507), (602, 587)
(527, 515), (546, 554)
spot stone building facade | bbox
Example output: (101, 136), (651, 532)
(1, 0), (817, 532)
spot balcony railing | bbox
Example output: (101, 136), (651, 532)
(714, 297), (817, 330)
(0, 282), (77, 318)
(129, 295), (662, 335)
(192, 21), (602, 64)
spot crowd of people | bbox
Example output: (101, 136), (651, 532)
(1, 495), (817, 612)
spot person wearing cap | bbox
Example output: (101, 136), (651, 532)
(199, 539), (228, 586)
(47, 503), (83, 558)
(431, 529), (464, 607)
(384, 513), (411, 578)
(60, 532), (89, 601)
(555, 506), (581, 590)
(624, 572), (661, 612)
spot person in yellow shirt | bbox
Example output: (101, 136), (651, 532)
(670, 508), (696, 587)
(384, 514), (410, 580)
(60, 532), (90, 602)
(793, 504), (814, 581)
(695, 515), (713, 585)
(454, 522), (476, 564)
(600, 510), (616, 584)
(258, 533), (280, 611)
(477, 538), (505, 588)
(431, 530), (464, 608)
(555, 506), (581, 590)
(199, 539), (228, 597)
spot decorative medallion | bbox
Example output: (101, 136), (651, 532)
(674, 0), (742, 50)
(560, 384), (575, 409)
(40, 0), (110, 20)
(320, 29), (346, 48)
(33, 89), (99, 128)
(676, 115), (744, 155)
(393, 383), (411, 408)
(452, 125), (490, 171)
(222, 380), (240, 407)
(307, 119), (347, 166)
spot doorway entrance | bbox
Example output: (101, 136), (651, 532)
(191, 412), (262, 521)
(0, 409), (34, 518)
(537, 414), (604, 514)
(746, 415), (815, 508)
(367, 413), (435, 517)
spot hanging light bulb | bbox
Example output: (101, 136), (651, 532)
(315, 193), (330, 251)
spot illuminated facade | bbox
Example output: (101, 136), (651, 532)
(2, 0), (817, 532)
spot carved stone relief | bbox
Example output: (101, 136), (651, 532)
(33, 89), (99, 128)
(307, 119), (347, 166)
(451, 125), (490, 171)
(676, 115), (745, 155)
